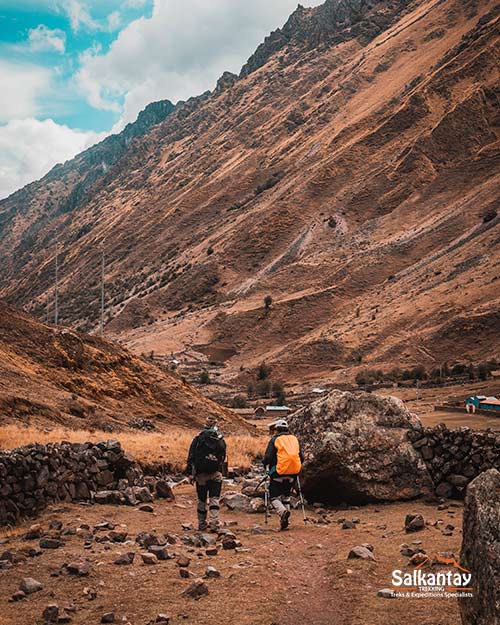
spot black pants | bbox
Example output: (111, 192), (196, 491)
(196, 478), (222, 529)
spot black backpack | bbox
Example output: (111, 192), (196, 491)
(194, 429), (226, 473)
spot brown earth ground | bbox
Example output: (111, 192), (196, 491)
(0, 485), (463, 625)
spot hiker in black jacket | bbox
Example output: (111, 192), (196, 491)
(187, 417), (227, 531)
(263, 419), (303, 530)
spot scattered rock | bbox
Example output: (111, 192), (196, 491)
(176, 555), (191, 568)
(148, 546), (172, 561)
(66, 560), (91, 576)
(342, 520), (355, 530)
(139, 504), (154, 513)
(404, 514), (425, 533)
(101, 613), (115, 624)
(181, 579), (209, 600)
(205, 566), (220, 579)
(156, 481), (175, 501)
(40, 538), (63, 549)
(42, 604), (60, 623)
(141, 553), (158, 565)
(114, 552), (135, 566)
(10, 590), (26, 602)
(377, 588), (395, 599)
(347, 546), (376, 561)
(20, 577), (43, 594)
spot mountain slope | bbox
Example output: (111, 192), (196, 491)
(0, 301), (244, 431)
(0, 0), (499, 391)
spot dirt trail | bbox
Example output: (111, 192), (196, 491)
(0, 485), (463, 625)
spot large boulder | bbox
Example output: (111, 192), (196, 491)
(459, 469), (500, 625)
(289, 390), (433, 503)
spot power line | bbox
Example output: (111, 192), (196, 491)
(54, 235), (59, 326)
(100, 240), (105, 337)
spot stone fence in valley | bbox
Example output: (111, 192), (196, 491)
(0, 440), (173, 526)
(409, 424), (500, 498)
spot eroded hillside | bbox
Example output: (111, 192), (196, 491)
(0, 0), (499, 390)
(0, 302), (243, 431)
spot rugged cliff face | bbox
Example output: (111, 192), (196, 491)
(0, 0), (499, 388)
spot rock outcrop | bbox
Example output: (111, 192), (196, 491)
(459, 469), (500, 625)
(289, 390), (433, 504)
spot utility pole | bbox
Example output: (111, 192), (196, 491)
(100, 240), (105, 337)
(54, 235), (59, 326)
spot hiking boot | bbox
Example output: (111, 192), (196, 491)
(280, 510), (290, 531)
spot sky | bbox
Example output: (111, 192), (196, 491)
(0, 0), (322, 200)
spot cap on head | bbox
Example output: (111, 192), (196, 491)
(205, 416), (217, 429)
(270, 419), (288, 431)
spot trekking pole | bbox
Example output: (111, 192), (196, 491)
(264, 476), (270, 525)
(296, 475), (307, 524)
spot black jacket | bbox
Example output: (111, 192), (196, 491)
(187, 428), (226, 474)
(263, 431), (303, 473)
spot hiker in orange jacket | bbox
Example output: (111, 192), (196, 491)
(263, 419), (303, 530)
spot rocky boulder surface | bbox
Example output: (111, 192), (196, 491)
(289, 390), (433, 504)
(459, 469), (500, 625)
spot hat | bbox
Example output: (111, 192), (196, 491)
(268, 419), (288, 430)
(205, 416), (217, 429)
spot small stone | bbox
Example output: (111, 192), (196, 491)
(139, 504), (154, 513)
(181, 579), (209, 600)
(42, 604), (59, 623)
(347, 546), (375, 561)
(40, 538), (63, 549)
(148, 546), (172, 561)
(179, 568), (191, 579)
(205, 547), (218, 556)
(83, 587), (97, 601)
(176, 555), (191, 568)
(342, 520), (355, 530)
(205, 566), (220, 579)
(20, 577), (43, 594)
(108, 531), (128, 543)
(155, 614), (170, 624)
(49, 520), (63, 531)
(222, 537), (237, 550)
(399, 543), (415, 557)
(101, 613), (115, 623)
(409, 553), (429, 566)
(114, 552), (135, 566)
(181, 522), (193, 531)
(141, 553), (158, 565)
(377, 588), (395, 598)
(404, 514), (425, 533)
(10, 590), (26, 602)
(66, 560), (91, 576)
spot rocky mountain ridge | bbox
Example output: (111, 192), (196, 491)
(0, 0), (499, 391)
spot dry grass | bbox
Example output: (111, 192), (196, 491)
(0, 424), (267, 471)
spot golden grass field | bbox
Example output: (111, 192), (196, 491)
(0, 424), (267, 470)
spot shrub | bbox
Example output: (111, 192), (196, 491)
(257, 362), (271, 380)
(231, 395), (248, 409)
(199, 370), (211, 385)
(483, 208), (497, 224)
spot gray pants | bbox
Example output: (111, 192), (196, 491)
(270, 477), (293, 517)
(195, 472), (222, 530)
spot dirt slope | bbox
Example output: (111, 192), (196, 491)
(0, 302), (244, 431)
(0, 0), (499, 389)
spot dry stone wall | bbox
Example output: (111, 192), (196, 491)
(0, 440), (149, 526)
(409, 425), (500, 498)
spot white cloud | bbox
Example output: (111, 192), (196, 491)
(28, 25), (66, 53)
(0, 60), (51, 122)
(0, 118), (105, 199)
(63, 0), (99, 32)
(77, 0), (322, 127)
